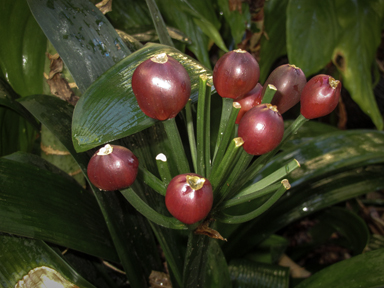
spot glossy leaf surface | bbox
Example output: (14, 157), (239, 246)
(20, 94), (162, 288)
(72, 43), (214, 152)
(295, 248), (384, 288)
(0, 234), (96, 288)
(27, 0), (131, 93)
(287, 0), (383, 129)
(0, 153), (118, 262)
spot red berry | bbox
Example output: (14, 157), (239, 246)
(131, 53), (191, 121)
(213, 49), (260, 100)
(235, 83), (263, 124)
(300, 74), (341, 119)
(262, 64), (307, 114)
(87, 144), (139, 191)
(165, 173), (213, 225)
(238, 104), (284, 155)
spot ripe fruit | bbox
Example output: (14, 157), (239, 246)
(238, 104), (284, 155)
(165, 173), (213, 225)
(235, 83), (263, 124)
(300, 74), (342, 119)
(87, 144), (139, 191)
(213, 49), (260, 99)
(131, 53), (191, 121)
(262, 64), (307, 114)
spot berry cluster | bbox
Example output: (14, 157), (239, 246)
(86, 49), (341, 226)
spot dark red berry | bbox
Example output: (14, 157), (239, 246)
(262, 64), (307, 114)
(235, 83), (263, 124)
(300, 74), (341, 119)
(213, 49), (260, 100)
(131, 53), (191, 121)
(87, 144), (139, 191)
(165, 173), (213, 225)
(238, 104), (284, 155)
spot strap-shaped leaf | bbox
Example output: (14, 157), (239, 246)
(0, 154), (118, 262)
(0, 233), (96, 288)
(72, 42), (214, 152)
(295, 248), (384, 288)
(27, 0), (131, 93)
(19, 94), (162, 288)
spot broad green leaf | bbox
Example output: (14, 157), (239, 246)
(295, 248), (384, 288)
(0, 234), (96, 288)
(156, 0), (212, 68)
(183, 233), (231, 288)
(27, 0), (131, 93)
(72, 43), (214, 153)
(316, 207), (369, 254)
(217, 0), (250, 45)
(223, 165), (384, 259)
(259, 0), (288, 83)
(19, 94), (162, 288)
(287, 0), (338, 76)
(228, 259), (289, 288)
(287, 0), (384, 130)
(0, 153), (118, 262)
(0, 0), (46, 96)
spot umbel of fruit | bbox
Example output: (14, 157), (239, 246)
(165, 173), (213, 225)
(235, 83), (263, 124)
(261, 64), (307, 114)
(87, 144), (139, 191)
(213, 49), (260, 100)
(131, 53), (191, 121)
(238, 104), (284, 155)
(300, 74), (342, 119)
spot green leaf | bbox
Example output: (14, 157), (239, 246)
(259, 0), (288, 83)
(287, 0), (338, 76)
(27, 0), (131, 93)
(0, 233), (96, 288)
(295, 248), (384, 288)
(287, 0), (384, 130)
(316, 207), (369, 254)
(183, 233), (231, 288)
(19, 94), (162, 288)
(228, 259), (289, 288)
(217, 0), (250, 45)
(72, 43), (214, 153)
(0, 153), (118, 262)
(0, 0), (46, 96)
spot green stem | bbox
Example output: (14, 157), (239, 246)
(137, 165), (167, 196)
(261, 84), (277, 104)
(210, 137), (244, 194)
(196, 75), (208, 176)
(204, 84), (212, 177)
(120, 188), (187, 229)
(145, 0), (174, 47)
(155, 153), (173, 185)
(213, 97), (234, 160)
(163, 118), (190, 174)
(212, 148), (253, 208)
(237, 113), (308, 189)
(215, 180), (290, 224)
(212, 102), (241, 168)
(185, 100), (197, 173)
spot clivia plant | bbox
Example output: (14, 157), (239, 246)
(1, 1), (384, 288)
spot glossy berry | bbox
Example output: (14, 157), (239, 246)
(300, 74), (341, 119)
(165, 173), (213, 225)
(238, 104), (284, 155)
(87, 144), (139, 191)
(213, 49), (260, 100)
(131, 53), (191, 121)
(262, 64), (307, 114)
(235, 83), (263, 124)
